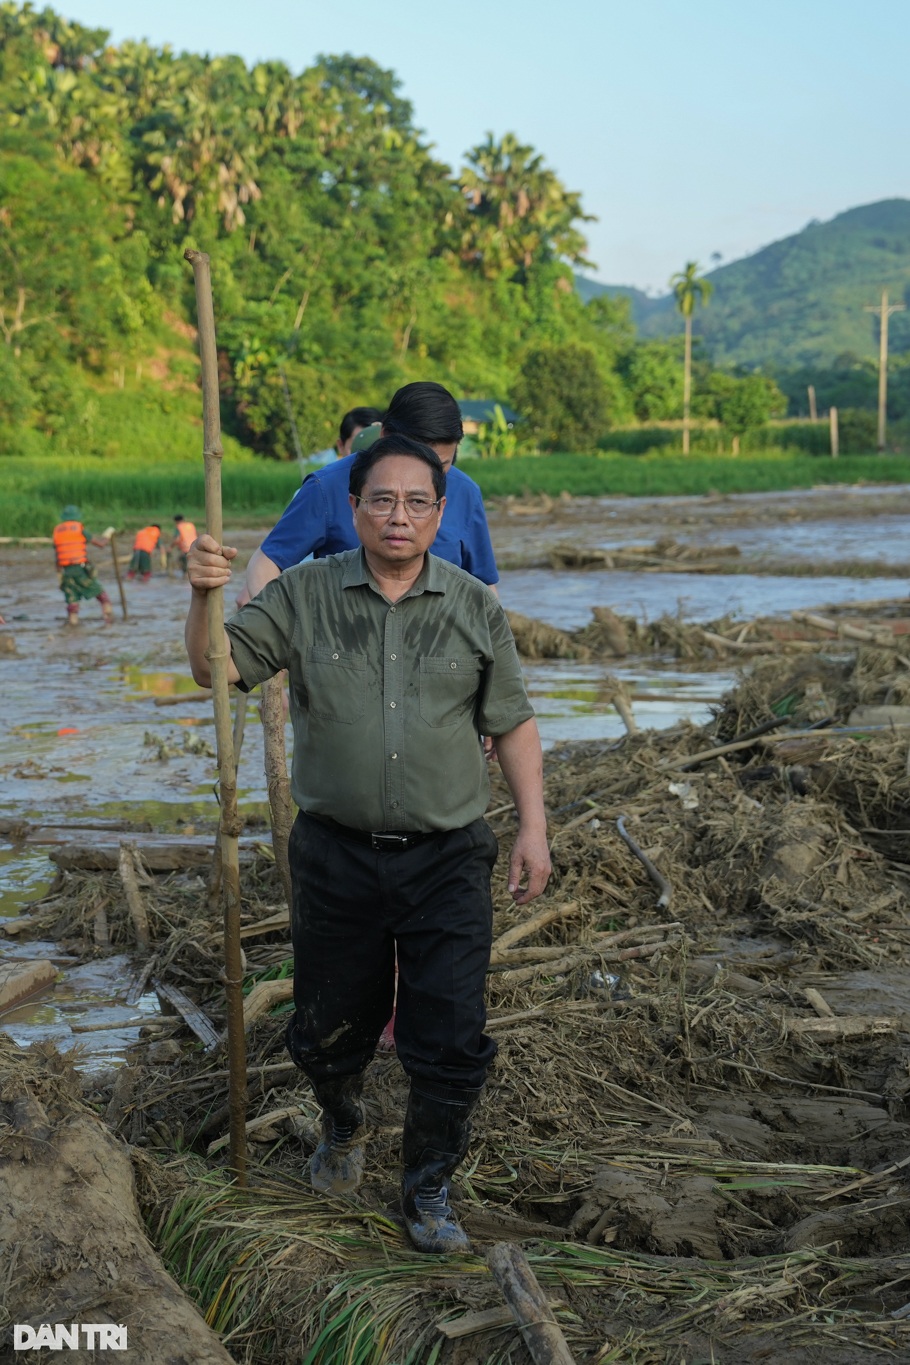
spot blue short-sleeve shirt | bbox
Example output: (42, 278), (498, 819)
(260, 454), (499, 585)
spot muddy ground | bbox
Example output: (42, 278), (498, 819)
(2, 486), (910, 1363)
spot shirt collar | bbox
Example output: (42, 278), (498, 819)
(343, 547), (447, 597)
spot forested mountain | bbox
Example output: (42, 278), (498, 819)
(579, 201), (910, 370)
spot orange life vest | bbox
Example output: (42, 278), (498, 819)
(133, 525), (161, 553)
(175, 520), (197, 552)
(53, 521), (88, 569)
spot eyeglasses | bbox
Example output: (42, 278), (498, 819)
(355, 495), (440, 520)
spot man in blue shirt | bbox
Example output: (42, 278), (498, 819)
(242, 382), (499, 601)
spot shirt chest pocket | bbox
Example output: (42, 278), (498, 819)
(419, 656), (481, 729)
(304, 647), (366, 723)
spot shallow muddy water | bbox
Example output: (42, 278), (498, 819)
(498, 567), (907, 631)
(488, 482), (910, 571)
(2, 484), (908, 1060)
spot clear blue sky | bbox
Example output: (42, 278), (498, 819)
(62, 0), (908, 293)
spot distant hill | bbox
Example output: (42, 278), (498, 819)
(577, 200), (910, 369)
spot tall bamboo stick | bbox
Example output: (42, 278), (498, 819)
(184, 248), (248, 1185)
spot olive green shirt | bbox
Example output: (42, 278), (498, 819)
(225, 548), (534, 832)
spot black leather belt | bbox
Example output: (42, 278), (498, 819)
(305, 812), (437, 851)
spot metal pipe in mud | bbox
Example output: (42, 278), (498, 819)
(185, 247), (248, 1186)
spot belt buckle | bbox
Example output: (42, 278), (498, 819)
(371, 832), (410, 851)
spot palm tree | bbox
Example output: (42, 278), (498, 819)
(670, 261), (713, 453)
(459, 133), (593, 280)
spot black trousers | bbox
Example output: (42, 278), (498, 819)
(285, 812), (499, 1091)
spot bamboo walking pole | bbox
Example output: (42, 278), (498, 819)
(185, 248), (248, 1185)
(108, 533), (128, 620)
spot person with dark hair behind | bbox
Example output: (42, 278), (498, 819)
(309, 405), (384, 468)
(241, 382), (498, 603)
(337, 405), (383, 458)
(185, 433), (550, 1255)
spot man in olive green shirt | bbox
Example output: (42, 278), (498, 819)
(186, 435), (550, 1255)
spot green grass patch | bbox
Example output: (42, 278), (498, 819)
(459, 450), (910, 499)
(1, 455), (302, 536)
(5, 446), (910, 537)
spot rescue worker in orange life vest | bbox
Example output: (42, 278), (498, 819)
(127, 524), (162, 580)
(52, 505), (115, 627)
(170, 515), (197, 575)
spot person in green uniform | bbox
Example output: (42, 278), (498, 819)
(185, 435), (550, 1255)
(52, 506), (115, 626)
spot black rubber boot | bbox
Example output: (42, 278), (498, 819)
(400, 1082), (482, 1255)
(309, 1074), (366, 1196)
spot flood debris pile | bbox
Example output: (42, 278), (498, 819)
(4, 650), (910, 1362)
(507, 596), (910, 665)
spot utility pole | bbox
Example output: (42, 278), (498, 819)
(864, 290), (905, 451)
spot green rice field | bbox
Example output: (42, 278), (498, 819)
(3, 449), (910, 538)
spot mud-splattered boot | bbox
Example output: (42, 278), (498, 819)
(400, 1082), (482, 1255)
(309, 1074), (366, 1196)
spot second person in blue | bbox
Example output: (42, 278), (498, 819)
(241, 381), (499, 604)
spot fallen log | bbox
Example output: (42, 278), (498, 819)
(49, 834), (263, 872)
(0, 1038), (235, 1365)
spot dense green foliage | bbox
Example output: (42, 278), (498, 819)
(512, 343), (611, 450)
(0, 1), (809, 475)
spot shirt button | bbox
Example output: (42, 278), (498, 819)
(450, 661), (457, 669)
(332, 652), (339, 660)
(390, 653), (397, 661)
(391, 801), (399, 809)
(390, 752), (398, 760)
(389, 701), (397, 709)
(390, 607), (396, 613)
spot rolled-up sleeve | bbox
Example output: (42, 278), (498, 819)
(225, 576), (297, 691)
(477, 597), (535, 736)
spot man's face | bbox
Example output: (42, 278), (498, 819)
(350, 454), (445, 570)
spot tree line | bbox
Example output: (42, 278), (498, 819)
(0, 1), (786, 460)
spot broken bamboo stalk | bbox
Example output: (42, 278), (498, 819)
(486, 1242), (577, 1365)
(491, 900), (578, 955)
(118, 842), (150, 951)
(792, 610), (896, 644)
(616, 815), (672, 910)
(242, 977), (294, 1030)
(261, 674), (294, 913)
(186, 246), (247, 1185)
(495, 934), (682, 983)
(152, 978), (220, 1049)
